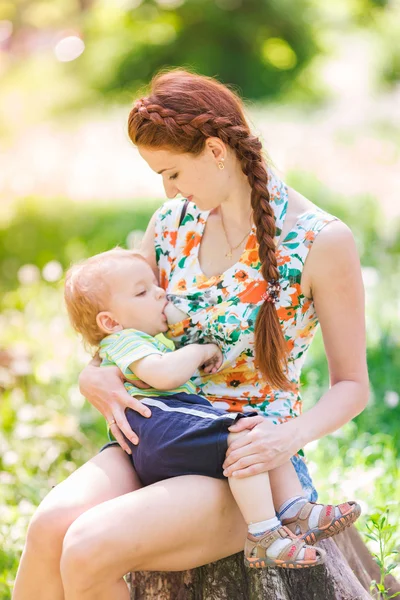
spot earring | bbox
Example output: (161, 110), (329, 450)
(218, 161), (225, 170)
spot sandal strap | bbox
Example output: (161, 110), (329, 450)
(317, 504), (335, 528)
(282, 501), (336, 534)
(277, 537), (309, 562)
(256, 526), (308, 562)
(338, 502), (353, 515)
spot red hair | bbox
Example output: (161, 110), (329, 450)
(64, 248), (146, 348)
(128, 69), (291, 389)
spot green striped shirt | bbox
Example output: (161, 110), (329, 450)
(99, 328), (197, 398)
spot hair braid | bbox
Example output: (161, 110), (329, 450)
(128, 69), (291, 389)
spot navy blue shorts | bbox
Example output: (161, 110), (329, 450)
(99, 392), (317, 500)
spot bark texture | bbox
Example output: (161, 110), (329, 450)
(128, 526), (395, 600)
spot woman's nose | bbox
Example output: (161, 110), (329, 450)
(163, 180), (179, 200)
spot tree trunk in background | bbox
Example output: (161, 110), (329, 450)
(128, 526), (399, 600)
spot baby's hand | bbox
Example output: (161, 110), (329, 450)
(201, 344), (223, 374)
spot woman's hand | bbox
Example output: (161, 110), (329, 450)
(79, 362), (152, 454)
(222, 416), (301, 478)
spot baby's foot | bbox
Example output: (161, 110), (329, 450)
(244, 525), (325, 569)
(281, 500), (361, 545)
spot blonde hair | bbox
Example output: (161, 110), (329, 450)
(64, 248), (146, 348)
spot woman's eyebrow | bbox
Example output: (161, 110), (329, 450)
(157, 167), (175, 174)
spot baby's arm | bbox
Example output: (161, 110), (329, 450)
(131, 343), (222, 391)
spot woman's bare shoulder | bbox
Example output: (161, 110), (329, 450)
(303, 219), (359, 298)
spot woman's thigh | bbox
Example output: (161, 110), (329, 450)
(61, 474), (247, 582)
(29, 446), (142, 544)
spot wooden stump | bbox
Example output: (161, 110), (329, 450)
(128, 527), (400, 600)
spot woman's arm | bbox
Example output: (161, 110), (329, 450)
(284, 220), (369, 446)
(223, 220), (369, 477)
(132, 344), (223, 390)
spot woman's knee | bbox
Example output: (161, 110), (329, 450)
(25, 498), (75, 554)
(60, 514), (120, 591)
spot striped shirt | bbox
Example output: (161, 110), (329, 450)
(99, 328), (197, 397)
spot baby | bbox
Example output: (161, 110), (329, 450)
(64, 247), (361, 570)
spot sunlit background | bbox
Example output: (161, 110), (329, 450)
(1, 0), (400, 596)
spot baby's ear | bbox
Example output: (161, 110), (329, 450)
(96, 311), (122, 335)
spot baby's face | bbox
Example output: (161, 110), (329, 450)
(105, 258), (168, 337)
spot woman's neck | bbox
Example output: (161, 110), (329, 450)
(218, 165), (253, 230)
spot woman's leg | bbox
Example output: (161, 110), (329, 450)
(12, 447), (142, 600)
(60, 475), (247, 600)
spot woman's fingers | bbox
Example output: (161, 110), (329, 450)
(225, 462), (267, 479)
(108, 423), (133, 455)
(223, 438), (258, 470)
(122, 394), (152, 419)
(227, 415), (264, 434)
(223, 453), (263, 477)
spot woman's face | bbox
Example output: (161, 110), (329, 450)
(138, 140), (230, 211)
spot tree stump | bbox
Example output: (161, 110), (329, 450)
(128, 527), (400, 600)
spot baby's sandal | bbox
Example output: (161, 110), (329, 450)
(282, 500), (361, 545)
(244, 525), (326, 569)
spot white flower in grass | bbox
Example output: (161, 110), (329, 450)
(17, 264), (40, 285)
(3, 450), (18, 467)
(384, 390), (399, 408)
(54, 36), (85, 62)
(42, 261), (63, 282)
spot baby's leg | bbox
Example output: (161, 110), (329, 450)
(226, 431), (324, 569)
(268, 457), (361, 544)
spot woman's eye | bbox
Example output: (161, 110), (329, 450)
(169, 173), (178, 180)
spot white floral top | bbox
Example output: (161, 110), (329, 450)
(154, 171), (338, 423)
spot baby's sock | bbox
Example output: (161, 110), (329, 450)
(248, 516), (280, 536)
(278, 496), (341, 532)
(248, 516), (305, 559)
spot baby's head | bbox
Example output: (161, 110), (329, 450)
(64, 248), (168, 348)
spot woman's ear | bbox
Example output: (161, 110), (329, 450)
(96, 312), (122, 335)
(206, 137), (226, 163)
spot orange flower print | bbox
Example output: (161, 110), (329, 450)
(304, 230), (315, 248)
(289, 283), (301, 307)
(183, 231), (201, 257)
(298, 322), (315, 338)
(246, 234), (257, 250)
(169, 231), (178, 248)
(168, 317), (191, 337)
(237, 280), (267, 303)
(286, 338), (295, 352)
(177, 278), (187, 291)
(197, 275), (220, 289)
(234, 269), (248, 282)
(159, 268), (167, 290)
(277, 305), (296, 321)
(292, 399), (302, 414)
(302, 298), (312, 314)
(246, 250), (259, 266)
(276, 249), (291, 266)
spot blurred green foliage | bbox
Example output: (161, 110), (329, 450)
(1, 0), (400, 107)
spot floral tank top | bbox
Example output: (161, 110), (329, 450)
(154, 171), (338, 424)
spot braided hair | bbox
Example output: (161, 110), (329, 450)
(128, 69), (291, 390)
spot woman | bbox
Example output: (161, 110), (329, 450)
(13, 70), (369, 600)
